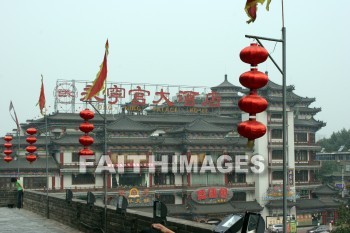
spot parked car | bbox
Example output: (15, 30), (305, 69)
(268, 224), (283, 232)
(306, 225), (330, 233)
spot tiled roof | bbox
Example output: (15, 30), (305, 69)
(0, 156), (59, 170)
(312, 184), (339, 195)
(294, 118), (326, 128)
(106, 116), (155, 132)
(169, 118), (230, 133)
(211, 75), (242, 91)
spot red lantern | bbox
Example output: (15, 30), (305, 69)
(4, 155), (13, 163)
(79, 135), (94, 147)
(79, 122), (94, 134)
(240, 43), (269, 67)
(80, 109), (95, 121)
(26, 136), (37, 144)
(237, 119), (266, 140)
(239, 68), (268, 89)
(26, 145), (37, 153)
(26, 154), (37, 163)
(26, 128), (37, 135)
(238, 93), (268, 114)
(4, 135), (13, 142)
(4, 149), (13, 155)
(79, 148), (95, 156)
(4, 142), (12, 148)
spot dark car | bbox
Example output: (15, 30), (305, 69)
(306, 225), (330, 233)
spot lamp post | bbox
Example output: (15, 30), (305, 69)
(245, 26), (287, 231)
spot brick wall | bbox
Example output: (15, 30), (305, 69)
(23, 190), (213, 233)
(0, 189), (17, 207)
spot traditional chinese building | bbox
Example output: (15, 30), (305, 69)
(1, 75), (327, 224)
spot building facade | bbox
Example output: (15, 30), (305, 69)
(1, 75), (328, 225)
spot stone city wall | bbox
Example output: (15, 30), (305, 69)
(0, 189), (17, 208)
(22, 190), (213, 233)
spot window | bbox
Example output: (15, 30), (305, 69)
(299, 189), (309, 198)
(72, 152), (79, 162)
(295, 150), (308, 161)
(271, 114), (282, 119)
(226, 173), (246, 183)
(272, 171), (283, 180)
(72, 173), (95, 185)
(237, 173), (246, 183)
(119, 174), (143, 186)
(271, 129), (282, 139)
(295, 132), (307, 142)
(159, 194), (175, 204)
(154, 173), (175, 185)
(295, 170), (308, 182)
(309, 133), (315, 143)
(272, 150), (283, 160)
(232, 192), (246, 201)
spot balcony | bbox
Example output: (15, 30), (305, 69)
(295, 180), (322, 188)
(295, 160), (321, 168)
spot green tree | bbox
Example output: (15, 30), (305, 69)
(316, 161), (340, 183)
(317, 128), (350, 152)
(333, 204), (350, 233)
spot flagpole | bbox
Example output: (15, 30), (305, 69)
(17, 131), (20, 176)
(45, 112), (49, 219)
(103, 69), (108, 233)
(40, 74), (50, 219)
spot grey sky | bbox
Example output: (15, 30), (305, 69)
(0, 0), (349, 139)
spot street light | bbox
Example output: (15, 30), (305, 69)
(245, 25), (287, 231)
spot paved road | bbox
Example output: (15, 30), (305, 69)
(0, 207), (82, 233)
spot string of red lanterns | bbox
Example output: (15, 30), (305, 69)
(26, 128), (37, 163)
(3, 135), (13, 163)
(79, 109), (95, 156)
(237, 43), (269, 147)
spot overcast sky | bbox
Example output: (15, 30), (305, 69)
(1, 0), (349, 139)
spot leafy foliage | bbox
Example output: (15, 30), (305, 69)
(317, 128), (350, 152)
(316, 161), (340, 183)
(333, 204), (350, 233)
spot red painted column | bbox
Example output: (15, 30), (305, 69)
(52, 176), (55, 190)
(223, 150), (228, 185)
(60, 151), (64, 165)
(187, 150), (191, 186)
(60, 175), (64, 190)
(107, 174), (111, 188)
(60, 151), (64, 189)
(150, 175), (153, 187)
(147, 150), (152, 187)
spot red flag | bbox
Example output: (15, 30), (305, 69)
(37, 75), (46, 115)
(84, 40), (109, 101)
(245, 0), (271, 24)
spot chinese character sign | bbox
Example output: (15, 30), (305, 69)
(191, 187), (233, 204)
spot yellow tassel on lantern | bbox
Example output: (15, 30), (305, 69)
(247, 140), (255, 149)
